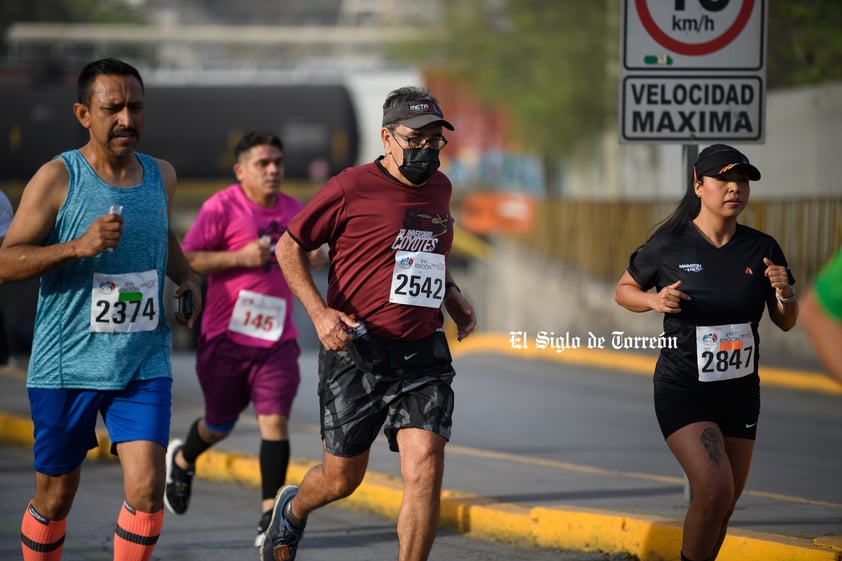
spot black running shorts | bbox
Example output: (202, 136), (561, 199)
(654, 378), (760, 440)
(317, 347), (455, 457)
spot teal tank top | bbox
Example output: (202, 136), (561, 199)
(27, 150), (172, 389)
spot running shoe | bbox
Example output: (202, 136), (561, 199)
(254, 509), (272, 547)
(258, 485), (305, 561)
(164, 438), (194, 515)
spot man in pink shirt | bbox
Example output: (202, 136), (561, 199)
(164, 131), (323, 546)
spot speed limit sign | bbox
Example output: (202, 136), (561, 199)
(619, 0), (766, 143)
(623, 0), (764, 70)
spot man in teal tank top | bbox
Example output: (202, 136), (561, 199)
(0, 58), (201, 561)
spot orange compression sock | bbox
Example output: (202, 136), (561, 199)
(113, 501), (164, 561)
(21, 502), (66, 561)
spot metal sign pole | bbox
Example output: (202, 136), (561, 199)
(683, 143), (699, 195)
(681, 142), (696, 504)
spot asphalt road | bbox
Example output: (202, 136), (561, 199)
(445, 352), (842, 505)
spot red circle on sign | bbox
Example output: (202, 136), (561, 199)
(635, 0), (754, 56)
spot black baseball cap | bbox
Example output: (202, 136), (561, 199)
(382, 97), (454, 131)
(694, 144), (761, 181)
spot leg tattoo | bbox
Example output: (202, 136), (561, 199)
(700, 427), (722, 467)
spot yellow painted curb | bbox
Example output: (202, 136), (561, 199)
(332, 477), (840, 561)
(531, 506), (682, 559)
(195, 449), (316, 490)
(0, 365), (26, 381)
(0, 411), (34, 448)
(441, 491), (535, 547)
(715, 530), (842, 561)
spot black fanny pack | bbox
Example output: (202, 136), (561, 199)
(346, 331), (452, 374)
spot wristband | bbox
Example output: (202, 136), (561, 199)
(445, 281), (461, 294)
(776, 286), (797, 304)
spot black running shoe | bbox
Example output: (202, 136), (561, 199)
(258, 485), (305, 561)
(164, 439), (194, 515)
(254, 509), (272, 547)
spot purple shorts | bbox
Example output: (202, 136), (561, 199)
(196, 334), (301, 431)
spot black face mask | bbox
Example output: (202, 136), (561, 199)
(398, 147), (440, 185)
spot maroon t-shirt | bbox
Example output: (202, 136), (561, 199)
(287, 159), (454, 341)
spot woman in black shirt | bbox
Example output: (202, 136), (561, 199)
(614, 144), (798, 561)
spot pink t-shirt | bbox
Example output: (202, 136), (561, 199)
(182, 184), (302, 348)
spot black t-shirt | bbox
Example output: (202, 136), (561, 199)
(628, 222), (795, 390)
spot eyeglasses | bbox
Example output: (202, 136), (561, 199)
(390, 129), (448, 150)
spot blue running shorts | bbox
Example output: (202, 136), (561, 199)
(29, 377), (172, 475)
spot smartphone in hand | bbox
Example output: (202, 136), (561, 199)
(178, 289), (193, 320)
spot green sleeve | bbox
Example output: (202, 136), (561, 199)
(814, 248), (842, 321)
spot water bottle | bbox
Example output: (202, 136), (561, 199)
(345, 318), (382, 372)
(105, 204), (123, 253)
(345, 319), (369, 340)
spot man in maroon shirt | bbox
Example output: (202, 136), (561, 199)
(262, 86), (476, 561)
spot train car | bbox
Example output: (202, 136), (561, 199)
(0, 78), (359, 182)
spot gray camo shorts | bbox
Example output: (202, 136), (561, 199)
(317, 346), (455, 457)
